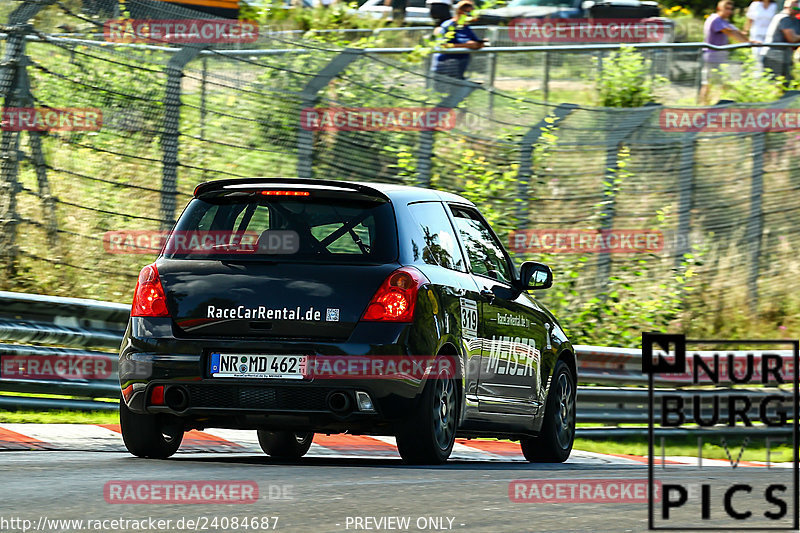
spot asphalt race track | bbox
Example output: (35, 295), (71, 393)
(1, 426), (795, 532)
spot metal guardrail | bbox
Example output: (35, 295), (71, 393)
(0, 291), (792, 438)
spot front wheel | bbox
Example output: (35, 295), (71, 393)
(257, 430), (313, 460)
(120, 399), (184, 459)
(396, 361), (457, 465)
(521, 360), (575, 463)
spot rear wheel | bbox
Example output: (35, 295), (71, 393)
(120, 399), (183, 459)
(396, 361), (457, 465)
(257, 430), (313, 459)
(521, 360), (575, 463)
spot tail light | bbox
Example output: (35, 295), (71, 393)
(131, 263), (169, 317)
(361, 266), (428, 323)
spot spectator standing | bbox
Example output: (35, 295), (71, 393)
(427, 0), (453, 26)
(763, 0), (800, 84)
(385, 0), (407, 24)
(699, 0), (751, 104)
(745, 0), (778, 67)
(431, 0), (484, 90)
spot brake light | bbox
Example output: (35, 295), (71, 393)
(361, 267), (428, 323)
(131, 263), (169, 317)
(260, 190), (310, 197)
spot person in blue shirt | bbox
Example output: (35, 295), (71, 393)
(432, 1), (485, 83)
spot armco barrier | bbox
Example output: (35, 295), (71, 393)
(0, 291), (791, 438)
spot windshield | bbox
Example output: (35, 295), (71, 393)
(165, 194), (397, 263)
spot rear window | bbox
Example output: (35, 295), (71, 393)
(164, 194), (397, 263)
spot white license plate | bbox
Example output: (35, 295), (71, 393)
(209, 353), (306, 379)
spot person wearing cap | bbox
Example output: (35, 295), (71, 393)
(762, 0), (800, 85)
(431, 0), (485, 88)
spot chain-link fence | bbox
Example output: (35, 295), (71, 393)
(1, 0), (799, 344)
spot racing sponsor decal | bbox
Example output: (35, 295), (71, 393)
(510, 479), (661, 503)
(485, 336), (539, 378)
(460, 298), (478, 339)
(206, 305), (322, 321)
(104, 480), (258, 504)
(496, 312), (530, 328)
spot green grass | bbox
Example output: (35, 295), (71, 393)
(0, 410), (119, 424)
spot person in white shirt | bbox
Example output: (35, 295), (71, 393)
(745, 0), (778, 67)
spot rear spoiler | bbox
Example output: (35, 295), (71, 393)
(193, 178), (391, 202)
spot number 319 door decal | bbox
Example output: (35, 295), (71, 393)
(460, 298), (478, 339)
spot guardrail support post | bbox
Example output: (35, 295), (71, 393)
(514, 104), (576, 228)
(417, 80), (480, 188)
(297, 49), (364, 180)
(161, 45), (205, 231)
(595, 105), (662, 295)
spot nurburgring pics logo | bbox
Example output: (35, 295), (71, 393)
(104, 481), (259, 504)
(509, 229), (663, 254)
(1, 108), (102, 131)
(104, 19), (259, 44)
(660, 109), (800, 133)
(643, 333), (799, 530)
(509, 18), (668, 43)
(300, 107), (456, 131)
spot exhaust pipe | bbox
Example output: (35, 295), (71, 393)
(327, 391), (352, 414)
(164, 386), (189, 411)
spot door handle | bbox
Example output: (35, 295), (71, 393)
(480, 289), (495, 303)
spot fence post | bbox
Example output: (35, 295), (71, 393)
(160, 45), (205, 231)
(595, 105), (662, 295)
(674, 133), (698, 269)
(0, 1), (54, 279)
(417, 80), (480, 188)
(297, 49), (364, 180)
(486, 26), (498, 117)
(744, 91), (800, 311)
(514, 103), (576, 228)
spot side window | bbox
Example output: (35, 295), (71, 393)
(450, 206), (513, 283)
(407, 202), (466, 272)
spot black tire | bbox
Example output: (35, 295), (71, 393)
(119, 399), (183, 459)
(257, 430), (313, 459)
(521, 360), (576, 463)
(395, 360), (457, 465)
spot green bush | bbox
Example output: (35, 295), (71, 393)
(595, 46), (667, 108)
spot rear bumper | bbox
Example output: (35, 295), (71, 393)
(119, 317), (438, 433)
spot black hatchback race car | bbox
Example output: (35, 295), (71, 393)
(118, 178), (576, 464)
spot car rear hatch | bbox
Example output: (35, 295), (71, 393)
(157, 180), (399, 340)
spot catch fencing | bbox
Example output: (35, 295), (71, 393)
(1, 0), (800, 345)
(0, 290), (792, 438)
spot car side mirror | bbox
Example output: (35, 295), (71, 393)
(519, 261), (553, 290)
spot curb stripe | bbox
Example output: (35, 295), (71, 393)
(100, 424), (243, 452)
(0, 426), (50, 450)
